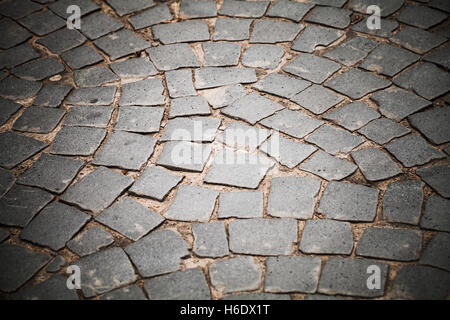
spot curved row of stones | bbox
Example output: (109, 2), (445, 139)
(0, 0), (449, 300)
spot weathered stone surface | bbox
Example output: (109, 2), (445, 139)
(291, 85), (344, 114)
(13, 106), (65, 133)
(420, 196), (450, 232)
(324, 102), (380, 131)
(201, 84), (246, 109)
(46, 256), (66, 273)
(0, 43), (39, 70)
(156, 141), (212, 172)
(253, 73), (311, 99)
(61, 166), (133, 213)
(265, 256), (321, 293)
(0, 77), (42, 100)
(106, 0), (155, 16)
(164, 185), (218, 222)
(153, 20), (210, 44)
(193, 221), (229, 258)
(349, 0), (404, 17)
(391, 26), (446, 54)
(424, 43), (450, 69)
(0, 0), (41, 20)
(416, 165), (450, 198)
(67, 86), (117, 105)
(74, 66), (119, 87)
(37, 28), (86, 54)
(318, 181), (379, 222)
(323, 36), (377, 66)
(110, 57), (158, 78)
(125, 229), (189, 277)
(64, 106), (112, 128)
(115, 106), (164, 133)
(119, 78), (165, 106)
(195, 67), (257, 89)
(267, 1), (314, 22)
(218, 121), (271, 151)
(284, 54), (340, 84)
(50, 126), (106, 156)
(250, 20), (303, 43)
(358, 118), (410, 145)
(300, 151), (357, 181)
(18, 10), (65, 36)
(0, 18), (31, 50)
(49, 0), (99, 18)
(168, 96), (211, 118)
(100, 285), (147, 300)
(291, 25), (344, 53)
(209, 256), (262, 293)
(67, 226), (114, 257)
(420, 232), (450, 272)
(242, 44), (284, 69)
(223, 293), (290, 300)
(306, 6), (351, 29)
(162, 117), (219, 142)
(180, 1), (217, 19)
(408, 107), (450, 145)
(0, 168), (15, 197)
(351, 148), (402, 182)
(79, 11), (123, 40)
(229, 218), (297, 255)
(397, 4), (447, 29)
(148, 43), (200, 71)
(61, 45), (104, 70)
(218, 191), (263, 219)
(305, 125), (364, 155)
(13, 274), (76, 300)
(213, 18), (252, 41)
(33, 85), (72, 108)
(352, 17), (398, 38)
(383, 181), (424, 225)
(129, 4), (172, 30)
(203, 42), (241, 67)
(94, 29), (149, 60)
(300, 220), (353, 255)
(165, 69), (196, 98)
(219, 0), (269, 18)
(0, 98), (21, 126)
(0, 132), (47, 169)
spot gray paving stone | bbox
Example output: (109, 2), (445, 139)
(291, 25), (344, 53)
(67, 86), (116, 105)
(260, 108), (323, 139)
(209, 256), (262, 293)
(424, 43), (450, 69)
(0, 243), (51, 292)
(305, 294), (350, 300)
(119, 78), (165, 106)
(221, 93), (283, 125)
(360, 44), (419, 77)
(250, 20), (303, 43)
(349, 0), (404, 17)
(219, 0), (269, 18)
(193, 221), (229, 257)
(93, 131), (156, 170)
(386, 134), (445, 167)
(228, 218), (297, 255)
(261, 134), (317, 169)
(37, 28), (86, 54)
(0, 18), (31, 50)
(125, 229), (189, 277)
(325, 69), (391, 100)
(291, 85), (344, 114)
(0, 77), (42, 100)
(420, 196), (450, 232)
(165, 69), (196, 98)
(0, 185), (53, 227)
(61, 166), (133, 213)
(223, 293), (291, 300)
(311, 0), (348, 7)
(110, 57), (158, 78)
(390, 265), (450, 299)
(306, 125), (364, 155)
(351, 148), (402, 182)
(267, 0), (314, 22)
(106, 0), (155, 16)
(64, 106), (113, 128)
(20, 201), (90, 251)
(306, 6), (351, 29)
(12, 273), (77, 300)
(129, 4), (172, 30)
(416, 165), (450, 198)
(80, 11), (123, 40)
(49, 0), (99, 18)
(13, 58), (64, 81)
(391, 26), (446, 54)
(97, 197), (164, 241)
(46, 256), (66, 273)
(0, 98), (21, 126)
(67, 226), (114, 257)
(218, 121), (271, 152)
(203, 42), (241, 67)
(283, 54), (340, 84)
(180, 0), (217, 18)
(300, 151), (358, 181)
(166, 96), (211, 119)
(94, 29), (150, 60)
(153, 20), (210, 45)
(267, 176), (321, 219)
(74, 66), (119, 87)
(18, 153), (84, 194)
(194, 67), (257, 89)
(420, 232), (450, 271)
(100, 284), (147, 300)
(357, 227), (422, 261)
(130, 165), (184, 201)
(318, 181), (379, 222)
(145, 268), (210, 300)
(0, 132), (47, 169)
(156, 141), (212, 172)
(147, 43), (200, 71)
(300, 219), (353, 255)
(13, 106), (65, 134)
(162, 117), (219, 142)
(323, 36), (378, 66)
(115, 106), (163, 133)
(213, 18), (252, 41)
(0, 0), (41, 19)
(242, 44), (284, 69)
(75, 247), (137, 297)
(397, 4), (447, 29)
(164, 185), (218, 222)
(358, 118), (409, 145)
(409, 106), (450, 145)
(60, 45), (104, 70)
(218, 191), (263, 219)
(445, 146), (450, 156)
(252, 73), (311, 99)
(205, 148), (274, 189)
(201, 84), (246, 109)
(18, 10), (65, 36)
(430, 0), (450, 12)
(324, 102), (380, 131)
(0, 43), (40, 69)
(265, 256), (321, 293)
(352, 17), (399, 38)
(33, 85), (72, 108)
(0, 168), (15, 198)
(383, 181), (424, 225)
(50, 126), (106, 156)
(318, 257), (388, 298)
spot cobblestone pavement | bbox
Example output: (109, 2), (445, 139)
(0, 0), (449, 300)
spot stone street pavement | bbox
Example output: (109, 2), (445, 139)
(0, 0), (449, 300)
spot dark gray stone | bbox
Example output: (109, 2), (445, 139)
(46, 256), (66, 273)
(129, 4), (172, 30)
(397, 4), (447, 29)
(180, 1), (217, 18)
(324, 102), (380, 131)
(253, 73), (311, 99)
(60, 166), (133, 213)
(0, 77), (42, 100)
(306, 6), (351, 29)
(0, 18), (31, 49)
(306, 125), (364, 155)
(33, 85), (72, 108)
(0, 132), (47, 169)
(153, 20), (210, 44)
(50, 126), (106, 156)
(37, 28), (86, 54)
(13, 106), (65, 133)
(291, 25), (344, 53)
(323, 36), (378, 66)
(284, 54), (340, 84)
(147, 43), (200, 71)
(420, 196), (450, 232)
(49, 0), (99, 18)
(223, 293), (290, 300)
(165, 69), (196, 98)
(424, 43), (450, 69)
(416, 165), (450, 198)
(67, 86), (117, 105)
(18, 10), (65, 36)
(0, 0), (41, 19)
(106, 0), (155, 16)
(383, 181), (424, 225)
(213, 18), (252, 41)
(203, 42), (241, 67)
(195, 67), (257, 89)
(74, 66), (119, 87)
(100, 285), (147, 300)
(61, 45), (104, 70)
(430, 0), (450, 12)
(219, 0), (269, 18)
(13, 274), (78, 300)
(94, 29), (150, 60)
(351, 148), (402, 181)
(168, 96), (211, 118)
(0, 168), (15, 197)
(300, 219), (353, 255)
(119, 78), (165, 106)
(0, 98), (21, 126)
(125, 229), (189, 277)
(156, 141), (212, 172)
(218, 191), (263, 219)
(64, 106), (113, 128)
(13, 58), (64, 81)
(67, 226), (114, 257)
(349, 0), (404, 17)
(116, 106), (163, 133)
(202, 84), (246, 109)
(300, 151), (358, 181)
(391, 26), (446, 54)
(96, 197), (163, 241)
(80, 11), (123, 40)
(318, 181), (379, 222)
(358, 118), (410, 145)
(0, 43), (39, 69)
(250, 20), (303, 43)
(162, 117), (219, 142)
(291, 85), (344, 114)
(111, 57), (158, 78)
(408, 106), (450, 145)
(193, 221), (229, 257)
(267, 1), (314, 22)
(352, 17), (398, 38)
(420, 232), (450, 272)
(229, 218), (298, 255)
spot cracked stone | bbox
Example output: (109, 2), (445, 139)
(324, 102), (380, 131)
(291, 85), (344, 114)
(110, 57), (158, 78)
(194, 67), (257, 89)
(253, 73), (311, 99)
(129, 4), (172, 30)
(408, 106), (450, 144)
(416, 165), (450, 198)
(291, 25), (344, 53)
(96, 197), (164, 241)
(119, 78), (165, 106)
(33, 85), (72, 108)
(358, 118), (410, 145)
(37, 28), (86, 54)
(18, 10), (65, 36)
(74, 66), (119, 87)
(242, 44), (284, 69)
(100, 285), (147, 300)
(0, 168), (15, 197)
(397, 4), (447, 29)
(420, 196), (450, 232)
(0, 18), (31, 49)
(219, 0), (269, 18)
(180, 0), (217, 18)
(323, 36), (378, 66)
(60, 45), (104, 70)
(0, 77), (42, 100)
(67, 86), (117, 105)
(267, 1), (314, 22)
(156, 141), (212, 172)
(391, 26), (446, 54)
(50, 126), (106, 156)
(115, 106), (164, 133)
(382, 181), (424, 225)
(351, 148), (402, 182)
(13, 106), (65, 134)
(94, 29), (150, 60)
(0, 98), (21, 126)
(419, 232), (450, 272)
(193, 221), (229, 258)
(13, 58), (64, 81)
(165, 69), (196, 98)
(0, 132), (47, 169)
(79, 11), (123, 40)
(13, 274), (79, 300)
(213, 18), (252, 41)
(306, 6), (351, 29)
(300, 151), (357, 181)
(349, 0), (404, 17)
(284, 54), (340, 84)
(318, 181), (379, 222)
(162, 117), (219, 142)
(105, 0), (155, 16)
(203, 42), (241, 67)
(218, 191), (263, 219)
(250, 20), (303, 43)
(168, 96), (211, 119)
(64, 106), (113, 128)
(153, 20), (210, 45)
(306, 125), (364, 155)
(67, 226), (114, 257)
(0, 43), (40, 69)
(147, 43), (199, 71)
(201, 84), (246, 109)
